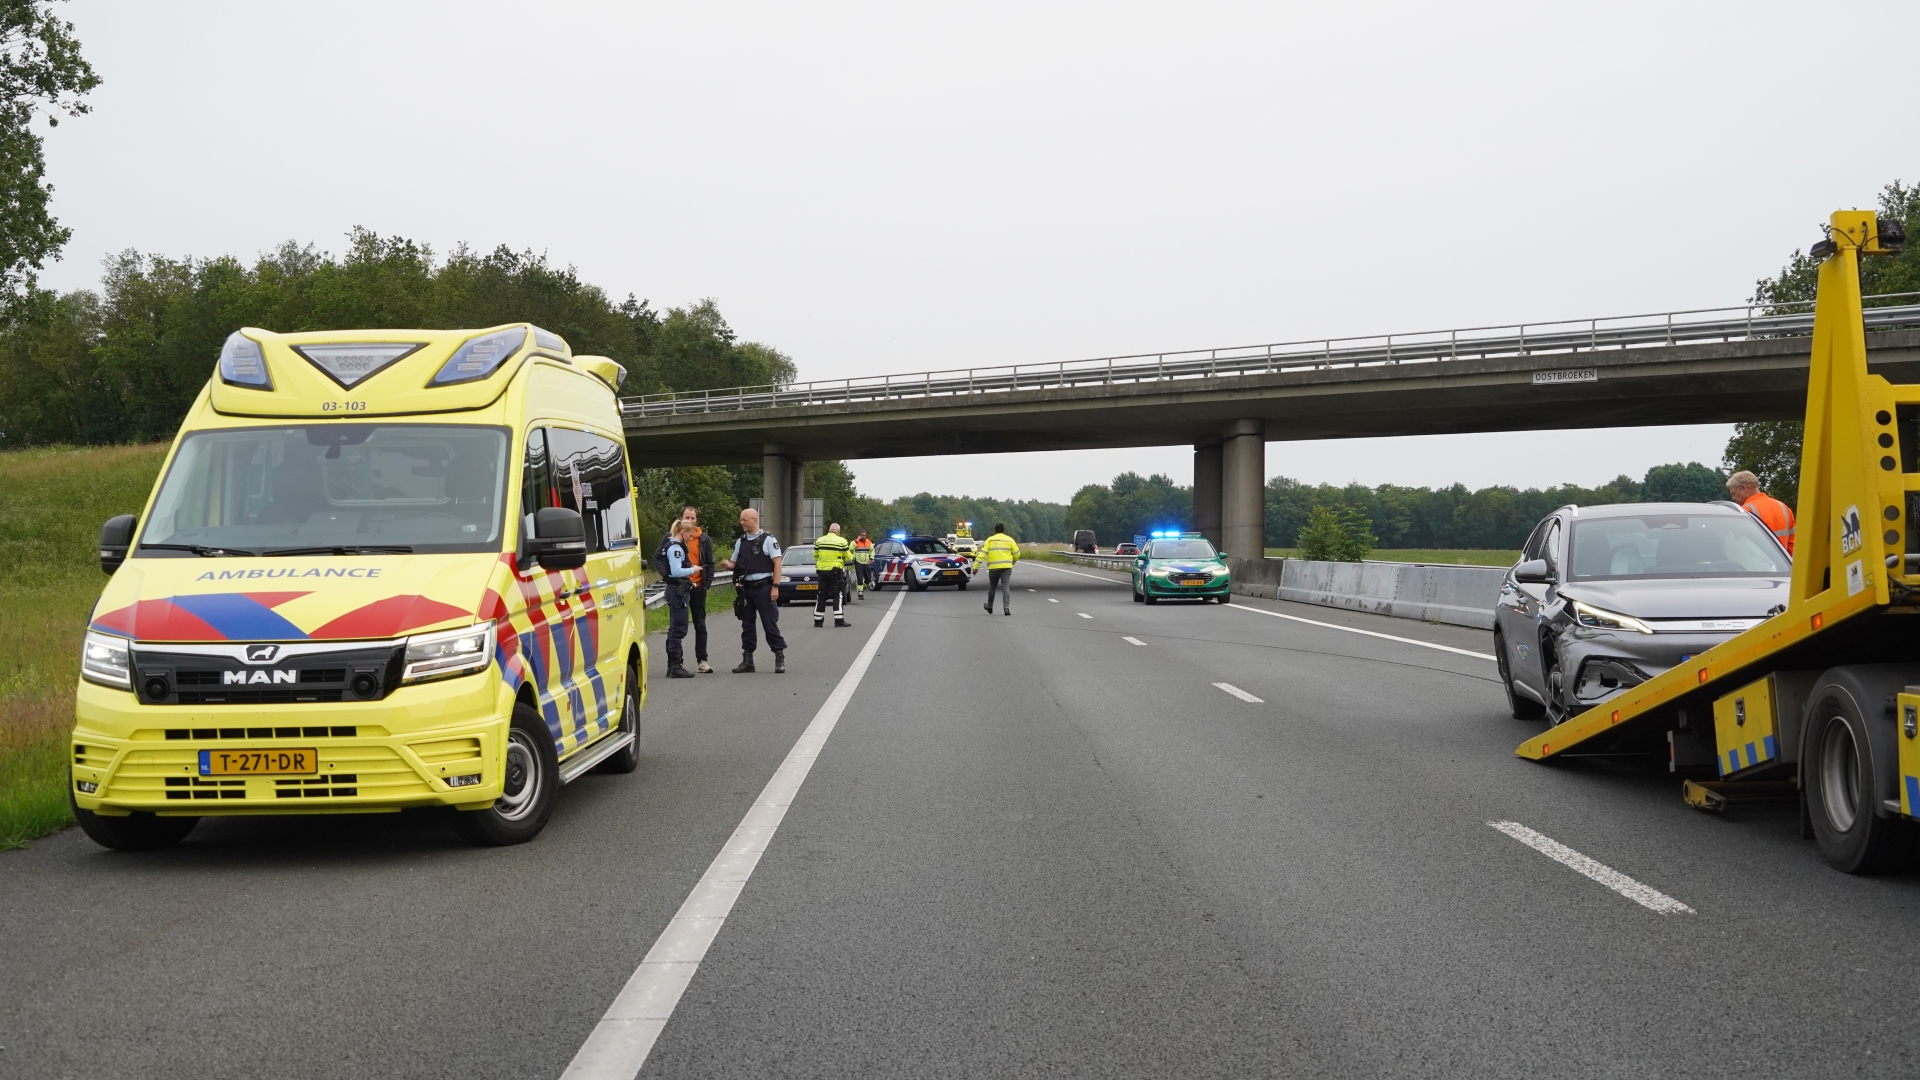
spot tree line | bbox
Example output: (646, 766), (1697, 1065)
(1063, 461), (1732, 552)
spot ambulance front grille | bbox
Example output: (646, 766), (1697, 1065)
(106, 746), (433, 803)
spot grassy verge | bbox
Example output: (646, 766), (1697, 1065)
(1263, 547), (1519, 566)
(1, 444), (170, 849)
(644, 583), (738, 635)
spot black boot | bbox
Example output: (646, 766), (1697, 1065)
(983, 602), (992, 613)
(667, 662), (695, 679)
(732, 653), (755, 673)
(774, 651), (786, 674)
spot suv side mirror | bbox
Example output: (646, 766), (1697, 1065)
(524, 506), (588, 571)
(100, 515), (136, 575)
(1513, 558), (1554, 584)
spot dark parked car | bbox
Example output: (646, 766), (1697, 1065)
(1072, 530), (1097, 554)
(776, 544), (821, 606)
(1494, 502), (1792, 724)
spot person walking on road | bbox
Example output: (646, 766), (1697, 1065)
(1727, 470), (1796, 556)
(678, 505), (716, 672)
(851, 531), (874, 598)
(812, 523), (852, 628)
(975, 522), (1021, 616)
(721, 507), (787, 674)
(654, 518), (700, 678)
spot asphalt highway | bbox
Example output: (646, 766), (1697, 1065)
(5, 561), (1920, 1079)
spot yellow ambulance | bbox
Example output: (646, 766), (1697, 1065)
(70, 325), (645, 849)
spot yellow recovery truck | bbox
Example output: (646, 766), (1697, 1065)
(1520, 209), (1918, 873)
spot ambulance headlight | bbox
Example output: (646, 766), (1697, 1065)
(218, 331), (272, 389)
(402, 621), (494, 683)
(81, 632), (132, 690)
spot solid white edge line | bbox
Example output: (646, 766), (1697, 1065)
(561, 589), (909, 1079)
(1488, 820), (1694, 915)
(1032, 561), (1494, 661)
(1213, 681), (1264, 703)
(1123, 636), (1147, 647)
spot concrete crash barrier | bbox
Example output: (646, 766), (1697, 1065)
(1057, 551), (1504, 629)
(1233, 557), (1505, 629)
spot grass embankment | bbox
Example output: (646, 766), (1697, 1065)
(1264, 547), (1519, 566)
(643, 583), (738, 636)
(1, 444), (169, 849)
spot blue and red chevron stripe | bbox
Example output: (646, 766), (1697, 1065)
(91, 591), (470, 642)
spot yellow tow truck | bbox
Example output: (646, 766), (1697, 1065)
(1520, 209), (1919, 873)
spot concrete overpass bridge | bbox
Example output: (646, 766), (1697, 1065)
(621, 295), (1920, 554)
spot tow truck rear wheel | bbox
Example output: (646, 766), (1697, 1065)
(1803, 667), (1917, 874)
(454, 703), (559, 846)
(70, 785), (198, 851)
(596, 662), (642, 775)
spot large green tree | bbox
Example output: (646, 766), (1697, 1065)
(0, 0), (96, 306)
(1726, 179), (1920, 510)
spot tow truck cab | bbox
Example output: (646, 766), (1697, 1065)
(71, 325), (646, 850)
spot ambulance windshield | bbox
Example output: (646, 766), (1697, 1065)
(138, 424), (510, 556)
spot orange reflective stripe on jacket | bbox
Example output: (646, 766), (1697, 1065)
(1743, 491), (1795, 555)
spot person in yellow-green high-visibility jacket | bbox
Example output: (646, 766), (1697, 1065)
(974, 524), (1021, 616)
(812, 524), (853, 628)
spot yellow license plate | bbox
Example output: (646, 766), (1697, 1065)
(942, 570), (959, 576)
(1179, 577), (1207, 585)
(797, 582), (818, 590)
(199, 748), (317, 776)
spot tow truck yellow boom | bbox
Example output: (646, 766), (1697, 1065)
(1518, 209), (1918, 872)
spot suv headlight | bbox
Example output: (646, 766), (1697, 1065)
(1149, 566), (1171, 577)
(402, 621), (494, 683)
(81, 631), (132, 689)
(1209, 565), (1229, 577)
(1571, 600), (1654, 635)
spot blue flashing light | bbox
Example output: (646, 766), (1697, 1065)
(430, 328), (528, 387)
(889, 532), (907, 540)
(218, 331), (271, 390)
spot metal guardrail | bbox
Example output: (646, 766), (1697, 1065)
(643, 570), (733, 610)
(623, 293), (1920, 419)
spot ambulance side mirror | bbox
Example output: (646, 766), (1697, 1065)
(100, 515), (136, 575)
(524, 506), (588, 571)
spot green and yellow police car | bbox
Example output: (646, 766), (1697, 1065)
(1131, 531), (1232, 604)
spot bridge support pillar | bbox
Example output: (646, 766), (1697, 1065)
(761, 446), (806, 545)
(1193, 442), (1222, 547)
(1221, 419), (1265, 560)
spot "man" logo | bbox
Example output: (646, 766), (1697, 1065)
(224, 670), (296, 685)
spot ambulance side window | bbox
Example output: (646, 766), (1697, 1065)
(521, 427), (555, 542)
(546, 427), (636, 553)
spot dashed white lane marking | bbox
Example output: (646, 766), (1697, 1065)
(1488, 821), (1694, 915)
(1124, 636), (1147, 647)
(562, 590), (908, 1079)
(1076, 612), (1092, 619)
(1213, 682), (1264, 703)
(1027, 588), (1037, 592)
(1048, 598), (1059, 603)
(1028, 561), (1493, 661)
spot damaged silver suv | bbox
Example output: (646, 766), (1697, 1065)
(1494, 503), (1792, 724)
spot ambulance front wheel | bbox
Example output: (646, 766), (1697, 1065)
(455, 704), (558, 846)
(70, 784), (199, 851)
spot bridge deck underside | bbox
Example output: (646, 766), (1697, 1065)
(622, 331), (1920, 466)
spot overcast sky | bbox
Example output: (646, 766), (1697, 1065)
(42, 1), (1919, 502)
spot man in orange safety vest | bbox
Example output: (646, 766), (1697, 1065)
(1727, 470), (1795, 556)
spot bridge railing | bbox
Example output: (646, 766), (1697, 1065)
(622, 292), (1920, 419)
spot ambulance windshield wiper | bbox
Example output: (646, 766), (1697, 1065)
(260, 545), (415, 556)
(139, 543), (258, 557)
